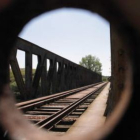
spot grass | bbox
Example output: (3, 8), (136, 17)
(10, 68), (36, 101)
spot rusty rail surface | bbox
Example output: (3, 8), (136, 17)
(18, 82), (106, 131)
(10, 38), (102, 101)
(17, 82), (102, 111)
(38, 82), (106, 130)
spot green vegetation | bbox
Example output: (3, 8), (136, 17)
(102, 76), (110, 81)
(10, 68), (36, 82)
(10, 68), (36, 101)
(79, 55), (102, 74)
(10, 68), (25, 92)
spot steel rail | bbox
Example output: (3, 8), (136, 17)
(17, 82), (103, 111)
(37, 82), (107, 129)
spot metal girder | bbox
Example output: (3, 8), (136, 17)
(10, 38), (102, 100)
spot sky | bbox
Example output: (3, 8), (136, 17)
(18, 8), (111, 76)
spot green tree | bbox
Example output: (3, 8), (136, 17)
(79, 55), (102, 74)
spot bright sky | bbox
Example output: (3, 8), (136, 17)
(18, 8), (111, 76)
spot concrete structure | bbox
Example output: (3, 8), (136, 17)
(67, 83), (110, 135)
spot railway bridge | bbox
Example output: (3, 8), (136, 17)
(10, 38), (102, 101)
(9, 38), (107, 134)
(0, 0), (140, 140)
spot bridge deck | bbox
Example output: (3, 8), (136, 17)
(66, 83), (110, 135)
(17, 82), (107, 133)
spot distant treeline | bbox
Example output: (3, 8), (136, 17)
(102, 76), (110, 81)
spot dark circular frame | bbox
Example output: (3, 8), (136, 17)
(0, 0), (139, 140)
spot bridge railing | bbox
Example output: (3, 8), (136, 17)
(10, 37), (102, 101)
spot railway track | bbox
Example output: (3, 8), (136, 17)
(17, 82), (107, 134)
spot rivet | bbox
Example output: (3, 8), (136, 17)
(118, 49), (124, 55)
(118, 67), (124, 72)
(118, 84), (124, 90)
